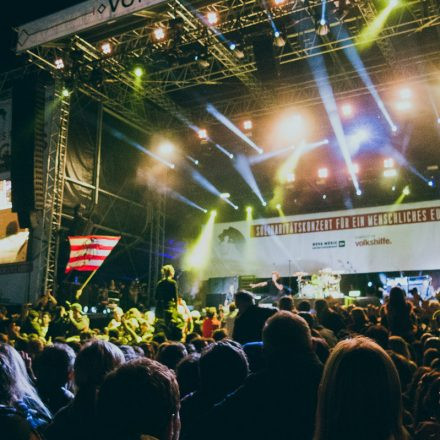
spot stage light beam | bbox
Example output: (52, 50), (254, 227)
(153, 27), (166, 41)
(206, 11), (219, 25)
(54, 58), (65, 69)
(101, 42), (112, 54)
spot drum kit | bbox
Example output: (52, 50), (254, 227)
(294, 268), (344, 299)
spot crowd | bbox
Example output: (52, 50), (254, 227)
(0, 281), (439, 440)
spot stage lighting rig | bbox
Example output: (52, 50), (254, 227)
(54, 58), (65, 70)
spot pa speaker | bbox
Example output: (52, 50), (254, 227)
(206, 293), (227, 308)
(10, 77), (46, 228)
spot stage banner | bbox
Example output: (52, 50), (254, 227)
(0, 97), (12, 176)
(204, 200), (440, 278)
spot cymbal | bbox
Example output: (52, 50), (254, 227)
(294, 272), (309, 277)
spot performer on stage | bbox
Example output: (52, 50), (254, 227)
(155, 264), (178, 320)
(250, 271), (286, 296)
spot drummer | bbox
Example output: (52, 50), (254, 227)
(250, 271), (286, 296)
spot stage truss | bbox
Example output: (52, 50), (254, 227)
(4, 0), (440, 293)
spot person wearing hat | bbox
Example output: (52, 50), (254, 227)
(67, 303), (90, 337)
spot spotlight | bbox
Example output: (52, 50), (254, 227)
(273, 0), (286, 5)
(133, 66), (144, 77)
(61, 88), (70, 97)
(211, 210), (217, 217)
(276, 203), (281, 210)
(318, 167), (329, 178)
(384, 169), (397, 178)
(243, 120), (253, 131)
(316, 19), (329, 36)
(356, 189), (362, 196)
(246, 206), (252, 213)
(384, 158), (394, 168)
(203, 209), (208, 214)
(54, 58), (65, 69)
(391, 125), (398, 133)
(229, 42), (236, 51)
(352, 128), (369, 144)
(437, 117), (440, 125)
(391, 185), (396, 191)
(220, 193), (231, 199)
(153, 27), (166, 41)
(322, 194), (327, 200)
(341, 103), (353, 117)
(286, 172), (295, 183)
(428, 180), (434, 187)
(101, 42), (112, 55)
(402, 186), (410, 196)
(399, 88), (412, 99)
(367, 281), (373, 287)
(389, 0), (399, 8)
(262, 201), (267, 207)
(274, 32), (286, 48)
(206, 11), (219, 25)
(198, 129), (208, 140)
(158, 142), (174, 156)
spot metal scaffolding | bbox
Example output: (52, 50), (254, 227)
(37, 83), (71, 295)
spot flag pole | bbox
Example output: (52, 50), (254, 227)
(75, 269), (98, 300)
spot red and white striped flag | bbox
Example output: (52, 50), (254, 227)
(65, 235), (120, 273)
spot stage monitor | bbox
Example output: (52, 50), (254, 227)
(0, 180), (29, 264)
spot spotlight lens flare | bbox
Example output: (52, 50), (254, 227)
(198, 129), (208, 140)
(318, 167), (329, 179)
(402, 186), (410, 196)
(54, 58), (65, 69)
(341, 103), (354, 117)
(153, 27), (166, 41)
(276, 203), (281, 209)
(101, 42), (112, 54)
(207, 11), (219, 25)
(134, 67), (144, 77)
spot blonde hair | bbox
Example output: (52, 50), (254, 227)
(161, 264), (175, 279)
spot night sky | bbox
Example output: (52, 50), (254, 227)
(1, 1), (83, 73)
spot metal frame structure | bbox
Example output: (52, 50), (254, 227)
(9, 0), (440, 292)
(37, 83), (71, 295)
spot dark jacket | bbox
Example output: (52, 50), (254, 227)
(232, 306), (276, 345)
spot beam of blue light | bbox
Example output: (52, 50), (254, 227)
(186, 155), (199, 165)
(191, 169), (222, 197)
(169, 192), (207, 213)
(109, 127), (175, 169)
(249, 138), (329, 165)
(206, 103), (264, 154)
(321, 0), (327, 24)
(307, 56), (360, 193)
(329, 18), (397, 132)
(235, 154), (267, 206)
(293, 11), (360, 193)
(262, 0), (281, 36)
(214, 143), (234, 159)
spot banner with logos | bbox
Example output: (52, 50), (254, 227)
(203, 200), (440, 278)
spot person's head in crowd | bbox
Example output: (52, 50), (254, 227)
(314, 337), (407, 440)
(365, 324), (389, 350)
(185, 332), (200, 344)
(176, 353), (200, 399)
(297, 300), (311, 312)
(153, 332), (168, 345)
(212, 328), (228, 341)
(228, 302), (237, 313)
(26, 337), (45, 360)
(112, 307), (123, 321)
(139, 342), (157, 359)
(0, 343), (51, 420)
(421, 333), (434, 345)
(205, 307), (216, 320)
(431, 357), (440, 371)
(350, 307), (369, 329)
(387, 286), (409, 311)
(388, 351), (417, 393)
(406, 366), (431, 405)
(97, 358), (180, 440)
(242, 341), (265, 373)
(414, 370), (440, 425)
(73, 340), (125, 395)
(314, 299), (329, 316)
(41, 312), (51, 327)
(191, 337), (210, 353)
(424, 336), (440, 351)
(389, 336), (412, 360)
(262, 311), (313, 366)
(161, 264), (175, 280)
(120, 345), (140, 362)
(298, 311), (315, 330)
(234, 291), (254, 314)
(33, 343), (75, 395)
(199, 340), (249, 403)
(278, 295), (294, 312)
(312, 336), (330, 364)
(423, 348), (440, 367)
(157, 342), (188, 370)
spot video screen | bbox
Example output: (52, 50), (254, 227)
(0, 180), (29, 264)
